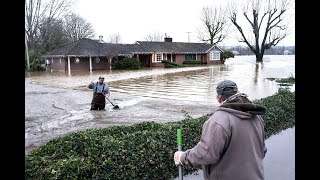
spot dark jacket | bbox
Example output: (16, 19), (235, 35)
(180, 95), (267, 180)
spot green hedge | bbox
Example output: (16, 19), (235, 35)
(253, 88), (295, 138)
(25, 88), (295, 179)
(26, 50), (45, 71)
(161, 60), (185, 68)
(222, 51), (235, 60)
(183, 60), (203, 64)
(114, 57), (141, 70)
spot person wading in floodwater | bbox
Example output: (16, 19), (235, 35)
(87, 76), (110, 110)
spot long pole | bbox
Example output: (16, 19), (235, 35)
(177, 128), (183, 180)
(25, 31), (30, 70)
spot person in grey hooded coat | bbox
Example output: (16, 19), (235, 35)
(174, 79), (267, 180)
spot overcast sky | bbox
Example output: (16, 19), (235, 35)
(75, 0), (295, 46)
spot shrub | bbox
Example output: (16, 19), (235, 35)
(254, 88), (295, 138)
(222, 50), (235, 63)
(183, 60), (203, 65)
(161, 60), (185, 68)
(26, 50), (45, 71)
(114, 57), (141, 70)
(25, 89), (295, 179)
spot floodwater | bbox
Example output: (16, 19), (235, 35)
(26, 55), (295, 106)
(173, 127), (295, 180)
(25, 55), (295, 154)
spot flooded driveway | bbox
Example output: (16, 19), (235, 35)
(25, 55), (295, 154)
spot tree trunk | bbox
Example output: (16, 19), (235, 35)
(256, 52), (263, 62)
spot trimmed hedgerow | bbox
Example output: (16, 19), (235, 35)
(253, 88), (295, 138)
(183, 60), (203, 65)
(161, 60), (185, 68)
(25, 88), (295, 179)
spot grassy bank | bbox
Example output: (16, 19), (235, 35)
(25, 88), (295, 179)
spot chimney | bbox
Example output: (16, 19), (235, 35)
(99, 35), (104, 43)
(164, 37), (172, 42)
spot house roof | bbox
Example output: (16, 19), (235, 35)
(44, 38), (108, 57)
(43, 38), (222, 58)
(133, 41), (218, 54)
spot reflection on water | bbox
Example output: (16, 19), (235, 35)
(25, 55), (295, 105)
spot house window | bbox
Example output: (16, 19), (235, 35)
(156, 54), (162, 61)
(152, 53), (163, 62)
(210, 51), (220, 60)
(75, 58), (80, 63)
(95, 57), (100, 63)
(185, 54), (196, 61)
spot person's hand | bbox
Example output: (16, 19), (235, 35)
(174, 151), (184, 166)
(103, 92), (110, 97)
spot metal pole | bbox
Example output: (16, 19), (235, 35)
(177, 129), (183, 180)
(25, 32), (30, 70)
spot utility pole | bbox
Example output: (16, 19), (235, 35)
(25, 31), (30, 70)
(186, 32), (191, 43)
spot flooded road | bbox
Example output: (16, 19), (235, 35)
(26, 55), (294, 105)
(25, 55), (295, 154)
(25, 83), (213, 154)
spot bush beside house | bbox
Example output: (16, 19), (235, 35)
(26, 50), (45, 71)
(114, 57), (142, 70)
(222, 50), (235, 63)
(183, 60), (203, 65)
(161, 60), (185, 68)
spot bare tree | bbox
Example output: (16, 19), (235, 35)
(25, 0), (44, 49)
(64, 13), (95, 42)
(143, 32), (164, 41)
(25, 0), (74, 49)
(108, 33), (122, 44)
(38, 18), (70, 52)
(198, 6), (229, 45)
(227, 0), (292, 62)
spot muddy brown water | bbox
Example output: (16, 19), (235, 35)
(25, 55), (295, 154)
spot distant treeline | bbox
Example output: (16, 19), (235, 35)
(221, 46), (295, 55)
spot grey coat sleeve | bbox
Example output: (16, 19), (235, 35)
(180, 120), (229, 167)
